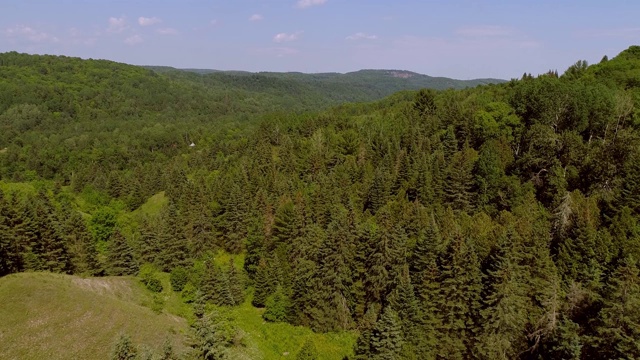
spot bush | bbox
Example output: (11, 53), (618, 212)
(170, 267), (189, 292)
(145, 277), (163, 293)
(263, 287), (289, 323)
(139, 263), (163, 293)
(181, 282), (197, 303)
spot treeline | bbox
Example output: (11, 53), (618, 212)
(1, 47), (640, 359)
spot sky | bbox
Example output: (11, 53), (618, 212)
(1, 0), (639, 79)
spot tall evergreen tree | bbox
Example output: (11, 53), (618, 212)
(107, 229), (138, 276)
(370, 307), (404, 360)
(592, 257), (640, 359)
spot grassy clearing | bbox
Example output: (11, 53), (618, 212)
(0, 272), (189, 360)
(223, 299), (356, 360)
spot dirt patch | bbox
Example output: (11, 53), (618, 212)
(71, 277), (134, 300)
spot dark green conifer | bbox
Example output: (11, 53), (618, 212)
(107, 229), (138, 276)
(370, 307), (403, 360)
(111, 334), (137, 360)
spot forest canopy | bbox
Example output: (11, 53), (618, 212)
(1, 46), (640, 359)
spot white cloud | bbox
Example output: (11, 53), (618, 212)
(456, 25), (512, 37)
(138, 17), (161, 26)
(107, 16), (127, 33)
(273, 32), (301, 43)
(4, 25), (59, 43)
(157, 27), (178, 35)
(296, 0), (327, 9)
(124, 34), (143, 45)
(346, 32), (378, 41)
(249, 14), (263, 22)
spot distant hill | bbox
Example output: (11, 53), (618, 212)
(144, 65), (506, 103)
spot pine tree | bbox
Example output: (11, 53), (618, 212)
(436, 232), (481, 359)
(444, 147), (477, 213)
(476, 231), (530, 359)
(63, 208), (98, 275)
(193, 313), (228, 360)
(227, 259), (244, 305)
(308, 210), (355, 332)
(107, 229), (138, 276)
(138, 217), (160, 267)
(158, 202), (189, 271)
(34, 190), (71, 273)
(592, 257), (640, 359)
(354, 305), (379, 360)
(252, 259), (271, 308)
(370, 307), (404, 360)
(158, 339), (177, 360)
(111, 334), (137, 360)
(0, 190), (21, 275)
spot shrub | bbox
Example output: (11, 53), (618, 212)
(170, 267), (189, 292)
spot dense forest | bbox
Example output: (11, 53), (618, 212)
(1, 46), (640, 359)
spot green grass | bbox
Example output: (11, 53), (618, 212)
(0, 272), (189, 360)
(135, 191), (168, 217)
(224, 298), (356, 360)
(0, 180), (38, 196)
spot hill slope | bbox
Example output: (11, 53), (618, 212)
(0, 272), (188, 360)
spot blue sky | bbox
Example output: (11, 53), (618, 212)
(1, 0), (639, 79)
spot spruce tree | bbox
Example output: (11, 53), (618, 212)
(158, 202), (189, 271)
(592, 257), (640, 359)
(63, 208), (98, 275)
(107, 229), (138, 276)
(436, 233), (481, 359)
(370, 307), (403, 360)
(0, 190), (20, 275)
(252, 259), (271, 307)
(111, 334), (137, 360)
(476, 230), (529, 359)
(227, 259), (244, 305)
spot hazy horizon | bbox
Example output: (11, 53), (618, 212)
(2, 0), (638, 80)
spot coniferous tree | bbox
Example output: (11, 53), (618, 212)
(111, 334), (137, 360)
(296, 339), (319, 360)
(107, 229), (138, 276)
(476, 230), (530, 359)
(63, 207), (98, 275)
(252, 259), (271, 308)
(591, 257), (640, 359)
(436, 232), (481, 359)
(370, 307), (403, 360)
(158, 202), (189, 271)
(227, 259), (244, 306)
(0, 190), (21, 275)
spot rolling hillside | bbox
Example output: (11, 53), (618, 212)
(0, 272), (189, 360)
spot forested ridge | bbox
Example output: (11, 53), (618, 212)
(1, 47), (640, 359)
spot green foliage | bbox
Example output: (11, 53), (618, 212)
(181, 282), (198, 303)
(107, 230), (138, 276)
(3, 47), (640, 360)
(111, 334), (137, 360)
(263, 287), (290, 323)
(296, 339), (319, 360)
(139, 264), (164, 293)
(170, 266), (189, 292)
